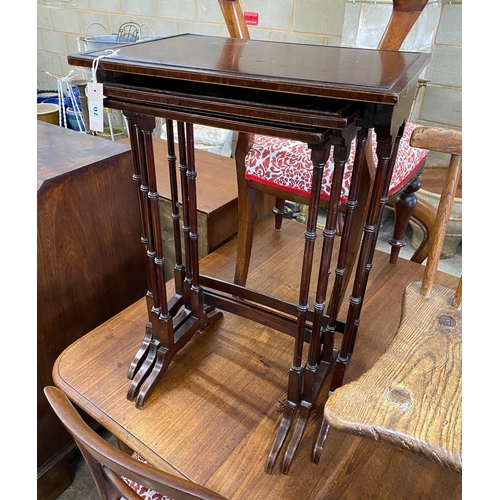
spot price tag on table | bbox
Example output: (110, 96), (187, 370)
(86, 82), (104, 132)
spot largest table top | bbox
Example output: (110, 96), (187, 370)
(68, 34), (430, 135)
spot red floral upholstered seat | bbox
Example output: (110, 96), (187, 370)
(121, 453), (172, 500)
(244, 122), (428, 203)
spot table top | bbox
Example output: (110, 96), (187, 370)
(37, 121), (130, 189)
(68, 34), (430, 139)
(52, 218), (460, 499)
(69, 34), (430, 105)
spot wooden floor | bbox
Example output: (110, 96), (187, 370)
(54, 217), (461, 499)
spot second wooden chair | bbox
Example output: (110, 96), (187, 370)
(44, 386), (228, 500)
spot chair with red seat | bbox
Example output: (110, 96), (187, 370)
(218, 0), (431, 287)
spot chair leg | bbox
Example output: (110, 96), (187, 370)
(273, 197), (287, 230)
(296, 203), (308, 224)
(388, 175), (422, 264)
(234, 185), (257, 287)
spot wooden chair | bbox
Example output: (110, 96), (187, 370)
(44, 386), (228, 500)
(218, 0), (432, 287)
(321, 125), (462, 473)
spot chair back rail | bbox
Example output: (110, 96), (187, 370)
(218, 0), (249, 40)
(379, 0), (429, 50)
(44, 386), (228, 500)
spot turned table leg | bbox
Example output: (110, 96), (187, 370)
(123, 114), (222, 409)
(266, 138), (331, 474)
(313, 128), (368, 462)
(281, 134), (354, 475)
(313, 123), (405, 463)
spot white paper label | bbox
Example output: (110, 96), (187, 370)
(86, 82), (104, 132)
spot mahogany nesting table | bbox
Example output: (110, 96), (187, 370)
(65, 34), (430, 474)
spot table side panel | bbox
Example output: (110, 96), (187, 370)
(38, 124), (147, 486)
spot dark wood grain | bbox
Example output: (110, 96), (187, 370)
(69, 34), (429, 105)
(37, 122), (147, 499)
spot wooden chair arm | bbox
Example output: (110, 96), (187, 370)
(406, 196), (436, 263)
(410, 126), (462, 156)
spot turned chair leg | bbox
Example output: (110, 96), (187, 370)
(296, 203), (308, 224)
(234, 186), (257, 287)
(388, 175), (422, 263)
(273, 197), (287, 230)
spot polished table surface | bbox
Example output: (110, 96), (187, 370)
(69, 34), (430, 137)
(53, 218), (461, 499)
(65, 34), (432, 474)
(75, 33), (425, 97)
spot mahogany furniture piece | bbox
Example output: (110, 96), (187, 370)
(218, 0), (431, 288)
(52, 220), (461, 498)
(67, 34), (430, 473)
(323, 126), (462, 473)
(37, 122), (147, 499)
